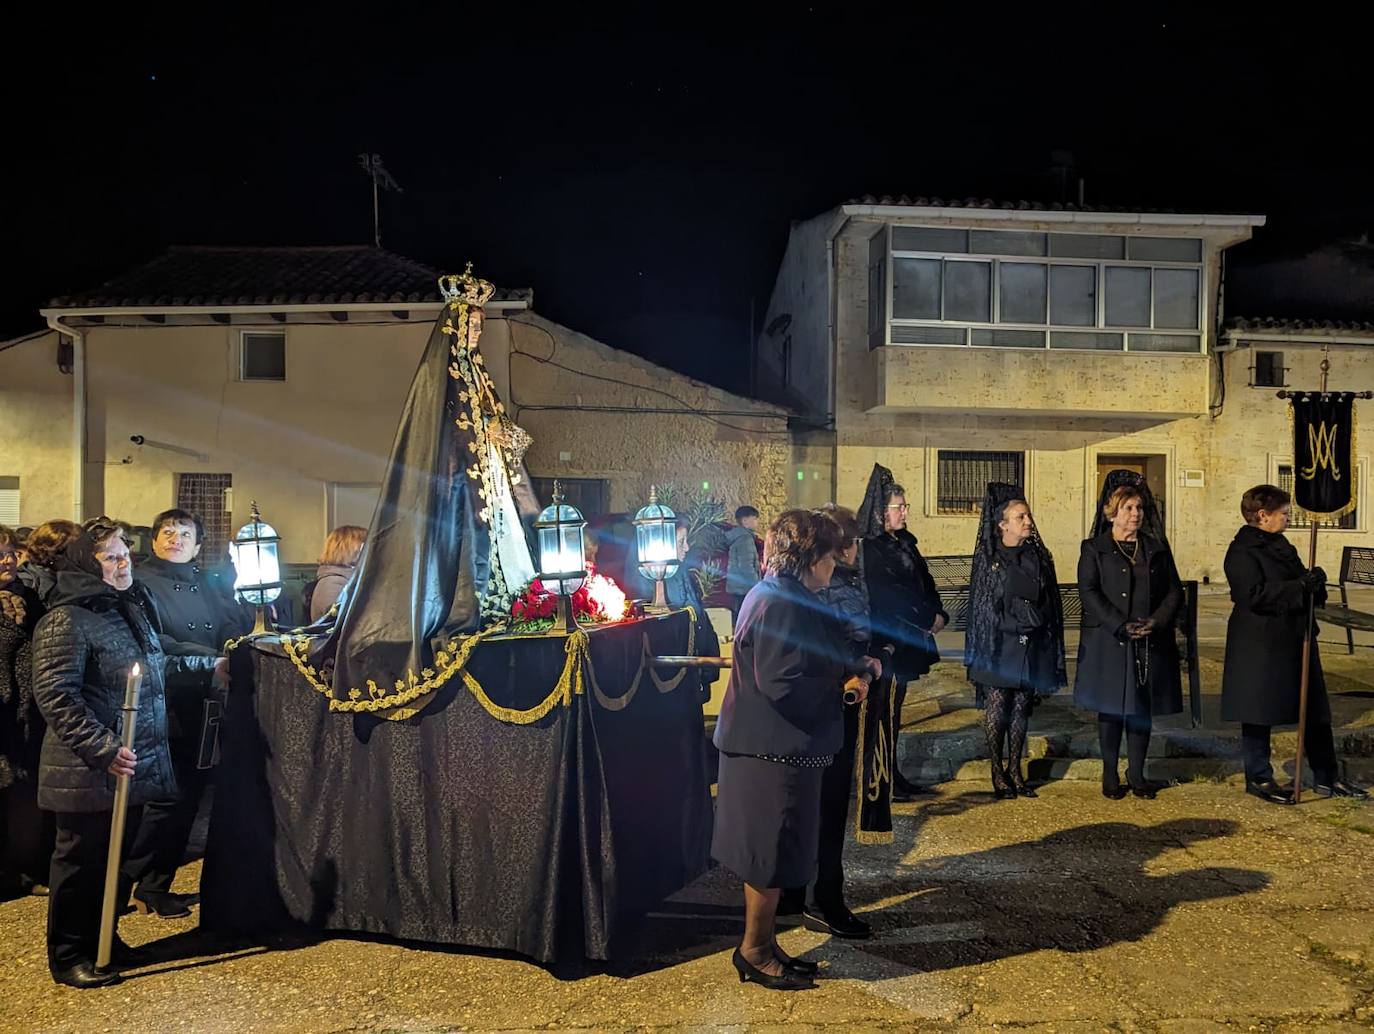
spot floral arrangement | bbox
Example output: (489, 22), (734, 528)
(509, 563), (630, 633)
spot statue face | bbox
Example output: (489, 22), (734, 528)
(466, 309), (485, 349)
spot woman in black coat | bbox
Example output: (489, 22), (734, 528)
(712, 509), (879, 991)
(964, 485), (1067, 799)
(1220, 484), (1367, 804)
(31, 526), (221, 988)
(1074, 474), (1182, 799)
(857, 464), (947, 800)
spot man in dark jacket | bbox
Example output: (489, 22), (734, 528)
(121, 508), (250, 918)
(725, 506), (762, 621)
(31, 526), (221, 987)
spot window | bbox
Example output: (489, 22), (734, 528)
(176, 473), (234, 558)
(240, 331), (286, 381)
(0, 476), (18, 525)
(1253, 351), (1286, 387)
(936, 451), (1025, 515)
(1277, 464), (1357, 530)
(877, 228), (1205, 351)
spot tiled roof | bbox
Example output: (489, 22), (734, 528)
(845, 194), (1186, 215)
(1226, 317), (1374, 337)
(48, 246), (532, 308)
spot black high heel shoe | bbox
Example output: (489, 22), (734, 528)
(1128, 779), (1159, 800)
(1008, 773), (1039, 798)
(990, 761), (1015, 800)
(731, 948), (815, 991)
(1102, 772), (1129, 800)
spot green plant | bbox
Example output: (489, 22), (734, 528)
(691, 560), (723, 601)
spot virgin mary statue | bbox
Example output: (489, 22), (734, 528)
(322, 265), (538, 710)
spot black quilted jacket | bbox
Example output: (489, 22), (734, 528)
(31, 570), (219, 812)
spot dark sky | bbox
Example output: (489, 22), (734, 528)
(7, 4), (1371, 391)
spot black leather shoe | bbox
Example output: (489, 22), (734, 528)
(1313, 779), (1370, 800)
(1246, 779), (1296, 805)
(132, 889), (197, 918)
(731, 948), (815, 990)
(1102, 781), (1129, 800)
(1009, 778), (1039, 798)
(802, 906), (872, 940)
(51, 962), (123, 989)
(1128, 780), (1159, 800)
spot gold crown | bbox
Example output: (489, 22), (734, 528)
(438, 262), (495, 307)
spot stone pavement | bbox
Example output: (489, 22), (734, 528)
(899, 587), (1374, 787)
(1, 781), (1371, 1033)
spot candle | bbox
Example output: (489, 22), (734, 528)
(125, 661), (143, 710)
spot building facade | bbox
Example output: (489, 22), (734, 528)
(755, 197), (1374, 579)
(1, 247), (789, 563)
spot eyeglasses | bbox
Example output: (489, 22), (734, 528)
(885, 503), (910, 511)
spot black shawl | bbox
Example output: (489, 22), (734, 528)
(1091, 469), (1166, 541)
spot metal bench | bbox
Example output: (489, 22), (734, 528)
(921, 553), (1203, 724)
(1316, 546), (1374, 653)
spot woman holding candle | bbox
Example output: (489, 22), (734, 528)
(30, 522), (220, 988)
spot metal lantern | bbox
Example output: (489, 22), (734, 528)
(230, 500), (282, 635)
(634, 485), (679, 610)
(534, 481), (586, 633)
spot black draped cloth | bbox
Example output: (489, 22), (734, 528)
(203, 609), (710, 963)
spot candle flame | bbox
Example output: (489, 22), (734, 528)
(131, 662), (141, 677)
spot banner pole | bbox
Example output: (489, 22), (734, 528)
(1293, 518), (1319, 804)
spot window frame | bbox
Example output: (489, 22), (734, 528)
(880, 228), (1205, 354)
(238, 330), (288, 382)
(925, 448), (1029, 519)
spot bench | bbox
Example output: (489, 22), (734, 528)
(921, 553), (1203, 724)
(1316, 546), (1374, 653)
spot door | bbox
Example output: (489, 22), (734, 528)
(1096, 454), (1167, 533)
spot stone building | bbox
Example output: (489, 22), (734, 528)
(0, 246), (789, 563)
(754, 196), (1374, 578)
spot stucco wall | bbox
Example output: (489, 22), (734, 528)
(2, 311), (790, 564)
(0, 333), (74, 525)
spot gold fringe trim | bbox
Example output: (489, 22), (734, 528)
(280, 627), (496, 714)
(586, 609), (698, 711)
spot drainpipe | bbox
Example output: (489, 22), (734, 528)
(46, 314), (85, 521)
(824, 211), (852, 503)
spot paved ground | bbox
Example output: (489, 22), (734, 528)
(2, 781), (1372, 1033)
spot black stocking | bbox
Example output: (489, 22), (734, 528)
(1007, 691), (1034, 786)
(982, 687), (1012, 788)
(1098, 715), (1124, 792)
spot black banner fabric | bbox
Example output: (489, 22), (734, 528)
(1291, 393), (1359, 518)
(202, 611), (711, 964)
(854, 674), (895, 844)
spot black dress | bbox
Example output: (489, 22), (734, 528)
(712, 573), (848, 888)
(966, 542), (1064, 695)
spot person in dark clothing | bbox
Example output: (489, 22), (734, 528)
(725, 506), (762, 621)
(119, 508), (247, 918)
(712, 509), (880, 991)
(799, 504), (877, 939)
(857, 464), (945, 800)
(1220, 484), (1367, 804)
(1, 525), (53, 898)
(964, 485), (1067, 799)
(1074, 473), (1183, 800)
(16, 518), (84, 606)
(31, 527), (222, 987)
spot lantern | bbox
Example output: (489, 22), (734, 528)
(534, 481), (586, 633)
(634, 485), (679, 610)
(230, 500), (281, 635)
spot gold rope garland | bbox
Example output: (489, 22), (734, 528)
(246, 611), (692, 723)
(586, 609), (697, 711)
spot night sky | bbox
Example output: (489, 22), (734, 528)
(7, 4), (1370, 392)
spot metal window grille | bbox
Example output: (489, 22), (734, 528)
(0, 476), (18, 525)
(1252, 351), (1286, 387)
(1277, 464), (1356, 530)
(175, 473), (234, 558)
(936, 451), (1025, 515)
